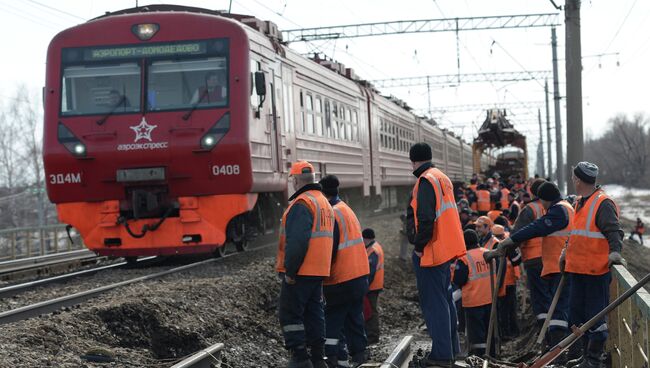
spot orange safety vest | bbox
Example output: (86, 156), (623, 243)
(636, 223), (645, 234)
(366, 242), (385, 291)
(487, 210), (501, 222)
(520, 201), (544, 262)
(410, 167), (466, 267)
(276, 190), (335, 276)
(469, 184), (478, 192)
(500, 188), (510, 210)
(482, 236), (506, 297)
(477, 190), (491, 212)
(324, 201), (370, 286)
(459, 247), (493, 307)
(566, 190), (617, 276)
(541, 200), (574, 277)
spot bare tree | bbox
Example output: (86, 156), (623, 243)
(585, 113), (650, 187)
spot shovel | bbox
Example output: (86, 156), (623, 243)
(483, 254), (506, 368)
(520, 271), (650, 368)
(512, 271), (567, 363)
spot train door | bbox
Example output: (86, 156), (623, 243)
(281, 65), (296, 169)
(269, 68), (283, 173)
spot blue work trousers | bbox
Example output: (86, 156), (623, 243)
(465, 304), (494, 357)
(279, 277), (326, 351)
(546, 272), (570, 332)
(525, 261), (553, 323)
(324, 296), (367, 364)
(568, 272), (611, 342)
(413, 253), (459, 361)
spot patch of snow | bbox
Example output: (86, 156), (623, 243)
(602, 184), (650, 227)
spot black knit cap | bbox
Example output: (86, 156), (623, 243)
(463, 229), (479, 248)
(530, 178), (546, 197)
(409, 142), (433, 162)
(537, 181), (561, 202)
(362, 228), (375, 239)
(573, 161), (598, 184)
(319, 174), (339, 197)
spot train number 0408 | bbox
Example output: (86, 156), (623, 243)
(212, 164), (240, 176)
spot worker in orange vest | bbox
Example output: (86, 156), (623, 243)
(630, 217), (645, 245)
(476, 184), (491, 215)
(406, 143), (466, 367)
(560, 162), (626, 368)
(492, 224), (520, 340)
(362, 228), (384, 345)
(499, 183), (510, 210)
(276, 161), (335, 368)
(485, 181), (573, 361)
(452, 229), (495, 357)
(319, 175), (370, 368)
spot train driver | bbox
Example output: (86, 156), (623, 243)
(191, 71), (226, 104)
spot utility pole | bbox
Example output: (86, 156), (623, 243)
(565, 1), (583, 193)
(551, 27), (564, 192)
(545, 80), (553, 179)
(537, 109), (546, 177)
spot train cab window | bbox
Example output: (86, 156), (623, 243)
(60, 63), (141, 116)
(147, 57), (228, 111)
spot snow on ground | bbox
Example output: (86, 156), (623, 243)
(602, 184), (650, 225)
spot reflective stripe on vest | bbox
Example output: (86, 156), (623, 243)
(566, 190), (615, 275)
(541, 200), (574, 277)
(409, 167), (466, 267)
(520, 201), (544, 261)
(366, 242), (385, 291)
(275, 190), (334, 276)
(461, 248), (492, 307)
(324, 201), (370, 286)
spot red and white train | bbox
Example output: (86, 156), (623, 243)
(43, 5), (485, 259)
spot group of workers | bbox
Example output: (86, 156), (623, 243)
(275, 161), (384, 368)
(276, 141), (627, 368)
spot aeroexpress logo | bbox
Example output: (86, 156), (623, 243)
(117, 117), (169, 151)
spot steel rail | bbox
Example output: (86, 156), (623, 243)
(170, 343), (224, 368)
(0, 249), (94, 271)
(0, 243), (274, 325)
(380, 335), (413, 368)
(0, 256), (157, 298)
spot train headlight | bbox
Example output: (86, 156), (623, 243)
(132, 23), (159, 41)
(199, 112), (231, 151)
(73, 143), (86, 155)
(58, 123), (87, 158)
(201, 135), (216, 149)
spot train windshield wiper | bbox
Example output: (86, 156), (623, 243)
(96, 95), (127, 126)
(182, 89), (209, 121)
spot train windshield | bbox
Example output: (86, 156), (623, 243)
(147, 57), (228, 111)
(60, 63), (141, 116)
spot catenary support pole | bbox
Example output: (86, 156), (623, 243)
(545, 80), (553, 180)
(551, 27), (564, 191)
(564, 1), (583, 193)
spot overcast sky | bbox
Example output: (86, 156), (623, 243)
(1, 0), (647, 175)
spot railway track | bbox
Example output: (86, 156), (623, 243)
(0, 243), (274, 325)
(0, 249), (101, 282)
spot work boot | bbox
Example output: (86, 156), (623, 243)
(350, 351), (368, 367)
(575, 340), (606, 368)
(419, 359), (453, 368)
(565, 337), (587, 367)
(288, 348), (314, 368)
(545, 329), (568, 364)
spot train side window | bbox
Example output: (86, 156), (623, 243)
(250, 60), (261, 113)
(345, 108), (352, 142)
(352, 110), (359, 142)
(339, 106), (346, 140)
(315, 97), (323, 136)
(306, 94), (314, 134)
(324, 99), (332, 137)
(299, 90), (305, 132)
(331, 102), (339, 139)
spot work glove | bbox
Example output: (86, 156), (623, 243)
(608, 251), (627, 268)
(559, 248), (566, 273)
(483, 237), (515, 262)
